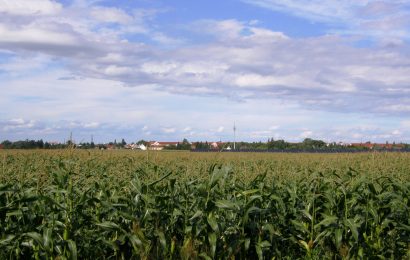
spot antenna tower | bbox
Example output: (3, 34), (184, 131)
(233, 122), (236, 150)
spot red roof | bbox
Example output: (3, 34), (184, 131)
(351, 143), (374, 148)
(351, 143), (404, 149)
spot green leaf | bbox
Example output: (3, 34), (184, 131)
(96, 221), (121, 231)
(299, 240), (310, 252)
(25, 232), (44, 248)
(291, 220), (309, 233)
(300, 209), (313, 222)
(315, 215), (338, 228)
(189, 210), (203, 221)
(66, 239), (77, 260)
(207, 213), (219, 232)
(240, 189), (260, 196)
(209, 167), (225, 189)
(148, 171), (173, 186)
(172, 208), (183, 217)
(6, 210), (22, 217)
(43, 228), (53, 251)
(344, 219), (359, 241)
(244, 238), (250, 251)
(259, 240), (271, 248)
(0, 235), (15, 246)
(199, 253), (212, 260)
(335, 229), (343, 249)
(156, 230), (166, 250)
(208, 232), (217, 258)
(215, 200), (238, 211)
(128, 234), (143, 251)
(255, 244), (263, 260)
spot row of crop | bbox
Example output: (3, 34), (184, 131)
(3, 151), (410, 188)
(1, 163), (410, 259)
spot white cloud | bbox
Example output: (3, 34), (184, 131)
(183, 127), (192, 133)
(196, 19), (288, 42)
(98, 53), (125, 63)
(392, 129), (402, 135)
(162, 127), (176, 134)
(0, 24), (79, 46)
(233, 74), (306, 88)
(90, 6), (133, 24)
(1, 1), (410, 142)
(382, 104), (410, 112)
(9, 118), (25, 124)
(249, 130), (280, 139)
(104, 65), (133, 76)
(299, 130), (313, 139)
(151, 32), (186, 46)
(1, 11), (410, 118)
(0, 0), (62, 16)
(2, 118), (36, 131)
(84, 122), (100, 128)
(241, 0), (410, 39)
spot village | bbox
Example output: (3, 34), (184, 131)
(110, 139), (408, 151)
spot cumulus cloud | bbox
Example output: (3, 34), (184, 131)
(0, 0), (62, 16)
(1, 118), (39, 132)
(162, 127), (176, 134)
(83, 122), (100, 128)
(2, 1), (410, 142)
(2, 11), (410, 117)
(0, 118), (119, 141)
(216, 126), (225, 133)
(90, 6), (133, 24)
(0, 0), (173, 58)
(299, 130), (313, 139)
(241, 0), (410, 40)
(70, 19), (408, 116)
(182, 127), (192, 133)
(0, 24), (79, 46)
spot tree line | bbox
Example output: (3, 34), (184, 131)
(1, 138), (409, 151)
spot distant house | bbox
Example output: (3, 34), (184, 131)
(0, 144), (3, 149)
(124, 143), (147, 150)
(350, 142), (404, 150)
(148, 141), (179, 150)
(351, 142), (374, 149)
(210, 142), (224, 150)
(106, 144), (116, 150)
(137, 144), (147, 150)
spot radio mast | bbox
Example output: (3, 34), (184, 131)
(233, 122), (236, 150)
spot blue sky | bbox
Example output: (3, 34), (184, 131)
(1, 0), (410, 143)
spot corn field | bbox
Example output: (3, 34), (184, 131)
(1, 150), (410, 259)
